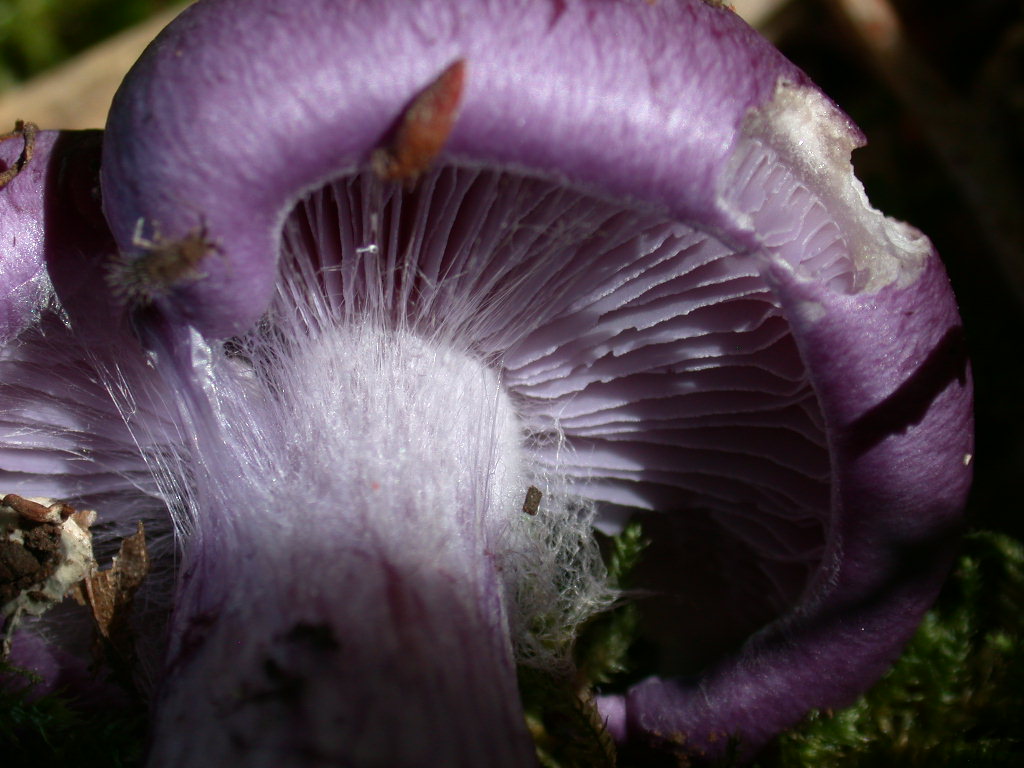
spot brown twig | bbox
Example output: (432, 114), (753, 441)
(0, 120), (38, 189)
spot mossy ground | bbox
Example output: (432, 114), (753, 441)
(766, 531), (1024, 768)
(0, 665), (145, 768)
(522, 527), (1024, 768)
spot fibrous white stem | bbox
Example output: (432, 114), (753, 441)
(146, 325), (539, 767)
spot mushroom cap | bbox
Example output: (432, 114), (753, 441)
(101, 0), (810, 337)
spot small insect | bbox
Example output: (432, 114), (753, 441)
(372, 59), (466, 185)
(522, 485), (543, 516)
(0, 119), (39, 189)
(107, 218), (222, 305)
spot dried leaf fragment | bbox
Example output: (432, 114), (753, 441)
(83, 521), (149, 647)
(1, 494), (96, 660)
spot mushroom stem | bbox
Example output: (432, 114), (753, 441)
(144, 326), (539, 766)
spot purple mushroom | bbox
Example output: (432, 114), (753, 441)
(0, 0), (972, 765)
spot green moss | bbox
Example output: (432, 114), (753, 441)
(769, 530), (1024, 767)
(0, 664), (145, 768)
(519, 520), (649, 767)
(520, 665), (618, 768)
(574, 520), (648, 688)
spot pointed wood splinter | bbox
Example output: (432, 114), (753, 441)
(372, 59), (466, 185)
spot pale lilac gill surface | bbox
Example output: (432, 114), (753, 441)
(288, 166), (835, 611)
(101, 0), (805, 336)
